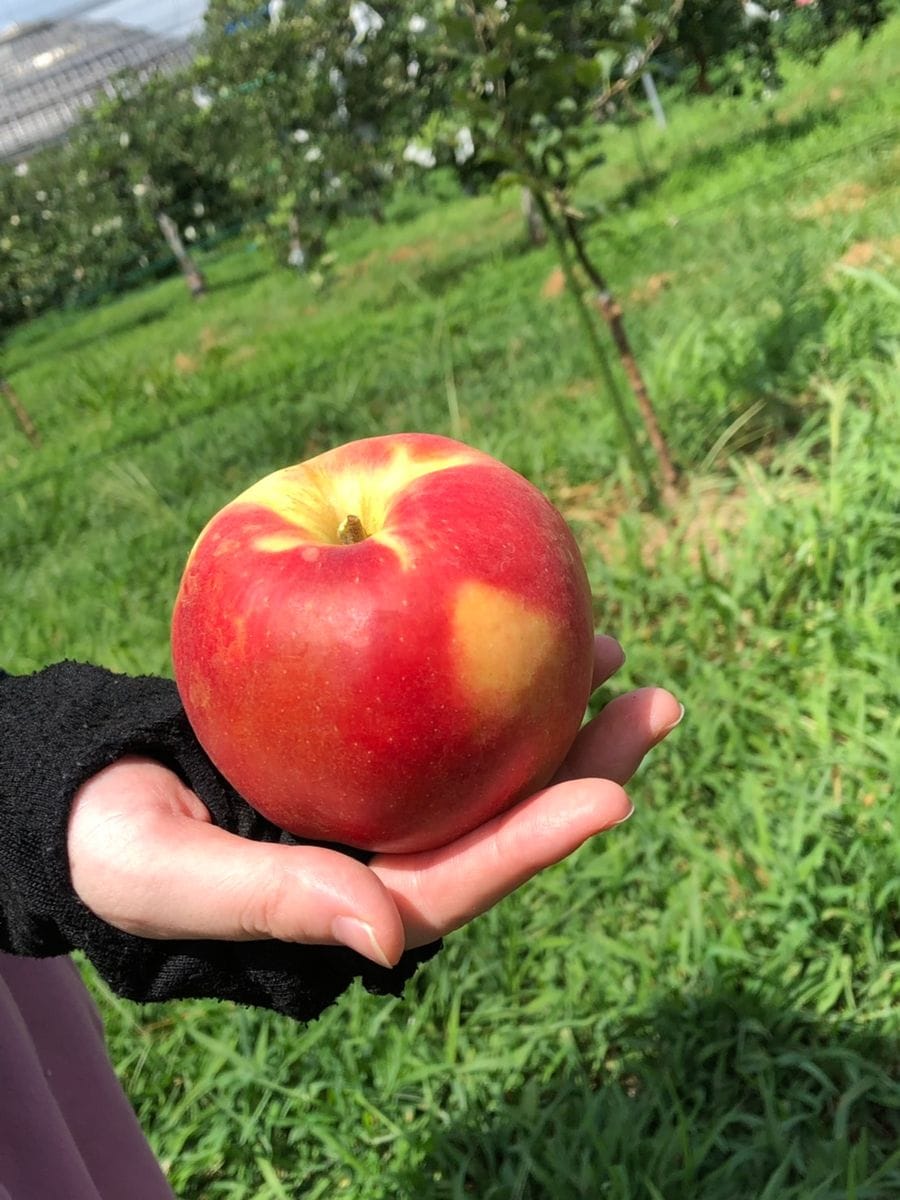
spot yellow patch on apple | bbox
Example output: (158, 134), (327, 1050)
(451, 580), (559, 724)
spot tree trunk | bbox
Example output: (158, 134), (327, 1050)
(521, 188), (547, 247)
(563, 212), (680, 502)
(592, 288), (679, 501)
(287, 213), (306, 270)
(532, 190), (661, 509)
(695, 47), (714, 95)
(1, 376), (40, 447)
(156, 211), (206, 297)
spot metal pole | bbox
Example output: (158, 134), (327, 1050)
(641, 71), (667, 130)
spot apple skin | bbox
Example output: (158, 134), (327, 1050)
(171, 433), (594, 853)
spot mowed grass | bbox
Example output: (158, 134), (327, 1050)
(2, 18), (899, 1200)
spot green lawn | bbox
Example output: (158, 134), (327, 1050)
(2, 18), (899, 1200)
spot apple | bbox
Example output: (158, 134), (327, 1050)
(171, 432), (594, 853)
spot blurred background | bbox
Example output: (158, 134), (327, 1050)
(2, 2), (898, 1197)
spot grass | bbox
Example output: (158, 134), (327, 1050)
(2, 17), (899, 1200)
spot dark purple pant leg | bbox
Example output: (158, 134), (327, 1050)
(0, 952), (176, 1200)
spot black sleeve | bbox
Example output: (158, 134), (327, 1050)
(0, 662), (439, 1022)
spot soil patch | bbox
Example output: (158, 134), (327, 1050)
(388, 238), (439, 264)
(628, 271), (676, 305)
(226, 345), (257, 367)
(199, 325), (226, 354)
(827, 236), (900, 282)
(794, 182), (870, 220)
(548, 470), (817, 571)
(839, 240), (879, 269)
(541, 267), (566, 299)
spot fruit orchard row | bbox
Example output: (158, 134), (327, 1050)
(0, 0), (890, 327)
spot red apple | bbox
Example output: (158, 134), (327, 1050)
(171, 433), (594, 853)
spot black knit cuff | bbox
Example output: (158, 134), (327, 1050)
(0, 662), (439, 1020)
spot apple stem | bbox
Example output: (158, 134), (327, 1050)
(337, 514), (368, 544)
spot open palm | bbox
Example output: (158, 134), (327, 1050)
(68, 636), (680, 967)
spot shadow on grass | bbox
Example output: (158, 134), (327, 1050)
(412, 236), (536, 300)
(719, 290), (831, 452)
(400, 985), (900, 1199)
(7, 258), (270, 371)
(608, 105), (844, 214)
(663, 257), (837, 463)
(8, 303), (171, 366)
(206, 266), (270, 297)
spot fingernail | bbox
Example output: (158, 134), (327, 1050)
(612, 803), (635, 827)
(654, 701), (685, 740)
(331, 916), (392, 968)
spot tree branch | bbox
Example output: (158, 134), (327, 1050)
(591, 0), (685, 115)
(1, 377), (41, 448)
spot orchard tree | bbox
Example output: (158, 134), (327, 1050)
(777, 0), (891, 64)
(664, 0), (892, 96)
(0, 79), (222, 324)
(196, 0), (438, 270)
(0, 142), (145, 323)
(669, 0), (780, 94)
(70, 73), (245, 298)
(400, 0), (893, 506)
(420, 0), (684, 507)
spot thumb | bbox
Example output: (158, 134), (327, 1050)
(68, 759), (405, 967)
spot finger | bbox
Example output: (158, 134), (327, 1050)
(591, 634), (626, 691)
(68, 760), (405, 967)
(556, 687), (682, 786)
(371, 777), (632, 948)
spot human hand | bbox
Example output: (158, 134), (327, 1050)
(68, 636), (680, 968)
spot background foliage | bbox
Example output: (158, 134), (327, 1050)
(1, 0), (894, 325)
